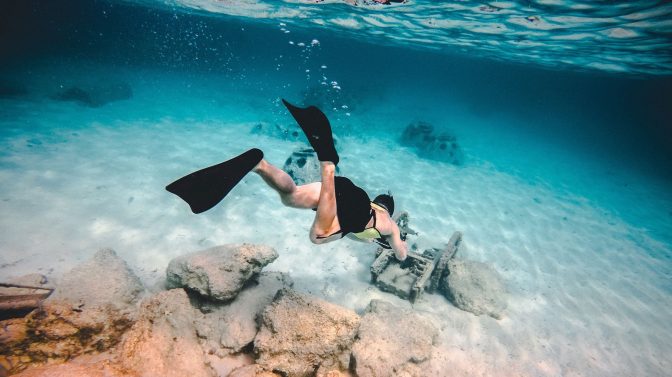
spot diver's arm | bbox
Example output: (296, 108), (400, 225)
(389, 224), (408, 261)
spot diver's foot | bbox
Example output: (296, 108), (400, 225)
(252, 157), (267, 173)
(282, 98), (339, 166)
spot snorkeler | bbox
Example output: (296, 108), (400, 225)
(166, 99), (408, 261)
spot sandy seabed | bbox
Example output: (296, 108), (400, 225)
(1, 88), (671, 376)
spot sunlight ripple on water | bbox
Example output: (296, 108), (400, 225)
(123, 0), (672, 75)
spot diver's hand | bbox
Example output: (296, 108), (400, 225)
(399, 256), (413, 269)
(394, 241), (408, 262)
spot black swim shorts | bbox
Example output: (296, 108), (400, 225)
(334, 176), (371, 235)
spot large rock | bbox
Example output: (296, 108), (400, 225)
(351, 300), (438, 377)
(0, 249), (144, 373)
(441, 258), (507, 319)
(254, 289), (360, 377)
(400, 121), (463, 165)
(119, 289), (214, 377)
(196, 272), (294, 354)
(48, 249), (144, 309)
(166, 244), (278, 302)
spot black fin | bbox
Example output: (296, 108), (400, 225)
(166, 148), (263, 214)
(282, 98), (339, 165)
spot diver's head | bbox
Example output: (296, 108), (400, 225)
(372, 193), (394, 216)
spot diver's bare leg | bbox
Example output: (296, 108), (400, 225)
(253, 159), (319, 208)
(309, 162), (340, 243)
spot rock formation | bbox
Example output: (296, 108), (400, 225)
(254, 289), (360, 377)
(0, 249), (144, 372)
(351, 299), (438, 377)
(196, 272), (294, 354)
(2, 242), (479, 377)
(166, 244), (278, 302)
(119, 289), (214, 377)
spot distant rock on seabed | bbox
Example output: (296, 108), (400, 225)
(50, 83), (132, 108)
(400, 121), (464, 165)
(282, 147), (343, 186)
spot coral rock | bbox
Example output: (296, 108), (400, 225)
(0, 249), (143, 373)
(351, 299), (438, 377)
(196, 272), (294, 354)
(254, 289), (360, 377)
(166, 244), (278, 302)
(119, 289), (214, 377)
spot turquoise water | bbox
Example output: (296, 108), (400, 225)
(1, 1), (672, 375)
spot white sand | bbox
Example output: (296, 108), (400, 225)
(1, 71), (671, 376)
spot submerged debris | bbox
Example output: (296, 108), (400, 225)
(370, 225), (507, 319)
(0, 280), (53, 321)
(371, 231), (463, 303)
